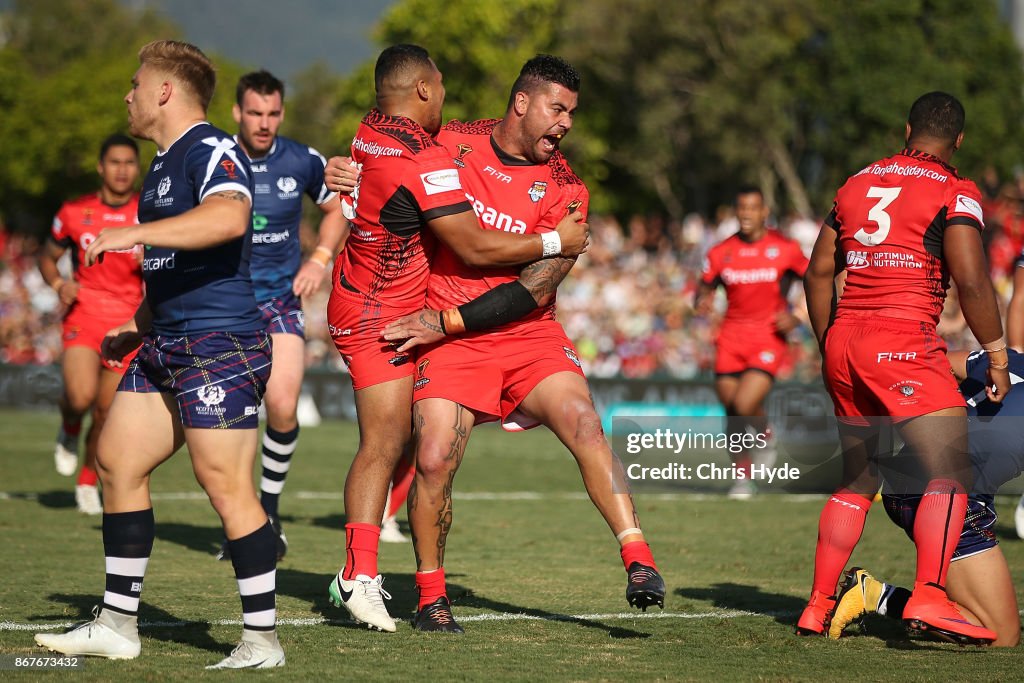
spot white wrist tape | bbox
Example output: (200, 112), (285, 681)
(541, 231), (562, 257)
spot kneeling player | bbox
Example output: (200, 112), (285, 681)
(827, 349), (1023, 646)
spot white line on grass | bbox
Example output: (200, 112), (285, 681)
(0, 490), (826, 502)
(2, 610), (773, 632)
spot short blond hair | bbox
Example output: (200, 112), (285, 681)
(138, 40), (216, 111)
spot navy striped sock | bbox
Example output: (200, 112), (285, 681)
(102, 509), (154, 616)
(228, 521), (277, 632)
(260, 425), (298, 518)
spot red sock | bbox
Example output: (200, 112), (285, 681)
(416, 567), (447, 610)
(913, 479), (966, 586)
(76, 465), (98, 486)
(620, 541), (657, 571)
(734, 455), (751, 478)
(811, 490), (872, 596)
(387, 458), (415, 518)
(63, 419), (82, 437)
(343, 522), (380, 580)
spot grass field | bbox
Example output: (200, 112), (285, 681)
(1, 407), (1022, 681)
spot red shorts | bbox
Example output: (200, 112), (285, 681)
(327, 287), (417, 391)
(714, 324), (787, 376)
(823, 316), (964, 423)
(62, 302), (138, 374)
(413, 320), (586, 430)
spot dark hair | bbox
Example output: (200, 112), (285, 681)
(236, 70), (284, 105)
(99, 133), (139, 160)
(907, 91), (965, 145)
(735, 184), (763, 203)
(507, 54), (580, 108)
(374, 44), (432, 93)
(138, 40), (216, 111)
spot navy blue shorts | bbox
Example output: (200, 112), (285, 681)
(259, 292), (305, 339)
(882, 492), (998, 560)
(119, 331), (272, 429)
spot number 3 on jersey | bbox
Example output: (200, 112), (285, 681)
(854, 186), (901, 246)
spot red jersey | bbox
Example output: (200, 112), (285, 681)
(50, 192), (143, 318)
(827, 149), (985, 325)
(426, 119), (589, 328)
(701, 229), (807, 330)
(337, 110), (472, 309)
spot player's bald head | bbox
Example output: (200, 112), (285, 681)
(375, 44), (436, 97)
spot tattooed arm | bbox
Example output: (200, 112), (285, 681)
(86, 189), (252, 265)
(382, 255), (578, 352)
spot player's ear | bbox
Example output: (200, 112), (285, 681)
(232, 103), (242, 125)
(904, 122), (911, 144)
(514, 91), (529, 117)
(954, 131), (963, 152)
(158, 79), (172, 106)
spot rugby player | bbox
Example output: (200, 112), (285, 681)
(214, 70), (348, 561)
(35, 40), (284, 668)
(38, 134), (143, 515)
(799, 91), (1009, 644)
(695, 186), (807, 498)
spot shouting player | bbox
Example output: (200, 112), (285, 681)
(695, 186), (807, 498)
(35, 40), (283, 668)
(373, 55), (665, 633)
(214, 70), (348, 561)
(38, 134), (144, 515)
(323, 45), (589, 633)
(799, 91), (1009, 644)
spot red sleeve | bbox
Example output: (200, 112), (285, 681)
(403, 145), (472, 220)
(788, 239), (809, 277)
(701, 246), (721, 286)
(944, 179), (985, 231)
(51, 204), (71, 245)
(536, 182), (590, 232)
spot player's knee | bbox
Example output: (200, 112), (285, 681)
(415, 439), (458, 483)
(64, 388), (94, 415)
(263, 392), (297, 425)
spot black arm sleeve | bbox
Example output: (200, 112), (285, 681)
(457, 280), (538, 332)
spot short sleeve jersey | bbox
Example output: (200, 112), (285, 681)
(138, 122), (260, 335)
(50, 193), (143, 318)
(244, 135), (336, 301)
(426, 119), (589, 327)
(826, 149), (985, 325)
(337, 110), (472, 308)
(701, 230), (808, 329)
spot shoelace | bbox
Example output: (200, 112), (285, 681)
(630, 566), (657, 584)
(71, 606), (103, 638)
(362, 576), (392, 611)
(425, 603), (454, 625)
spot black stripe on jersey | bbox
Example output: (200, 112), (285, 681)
(363, 109), (439, 155)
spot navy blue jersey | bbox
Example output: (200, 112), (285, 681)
(244, 136), (335, 301)
(960, 349), (1024, 493)
(138, 122), (261, 335)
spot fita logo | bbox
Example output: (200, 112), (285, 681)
(454, 143), (473, 168)
(563, 346), (582, 368)
(157, 176), (172, 198)
(219, 159), (238, 179)
(565, 199), (582, 214)
(528, 181), (547, 203)
(198, 385), (226, 406)
(277, 176), (298, 193)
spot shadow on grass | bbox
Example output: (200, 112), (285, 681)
(34, 490), (76, 510)
(153, 521), (224, 556)
(33, 594), (222, 654)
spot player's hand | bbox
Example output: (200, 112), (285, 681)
(85, 227), (141, 266)
(555, 210), (589, 257)
(325, 156), (359, 195)
(293, 259), (330, 298)
(382, 309), (446, 352)
(101, 321), (142, 367)
(775, 310), (801, 334)
(56, 279), (80, 307)
(986, 364), (1012, 403)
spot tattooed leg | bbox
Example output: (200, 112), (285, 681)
(409, 398), (476, 571)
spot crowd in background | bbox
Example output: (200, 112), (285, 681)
(4, 173), (1024, 380)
